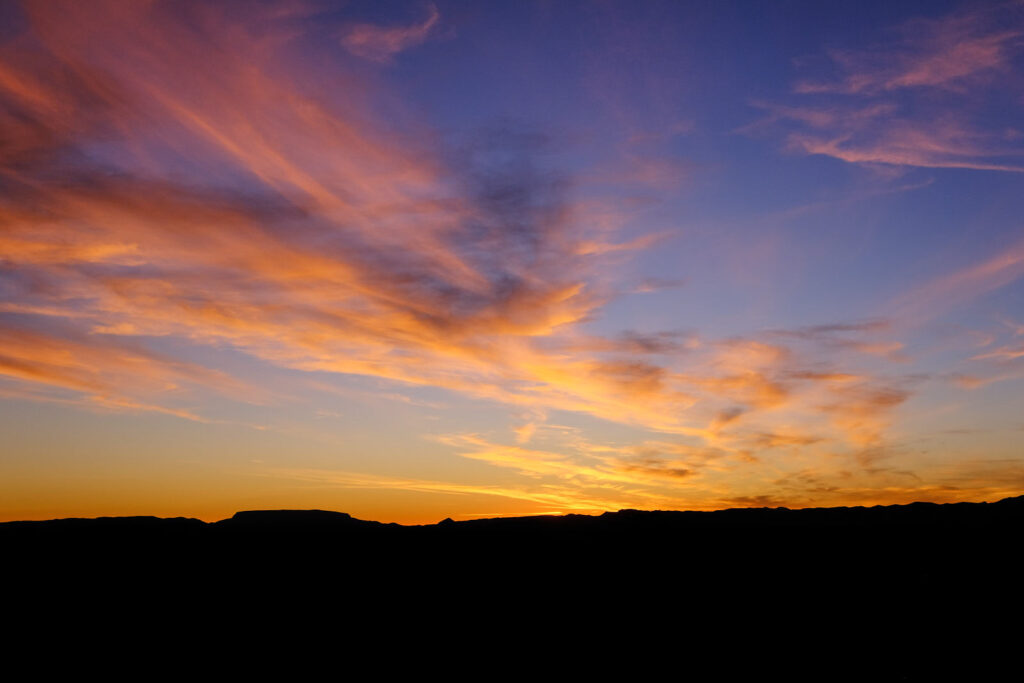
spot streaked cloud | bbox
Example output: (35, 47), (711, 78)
(0, 325), (259, 421)
(271, 465), (635, 513)
(972, 344), (1024, 361)
(784, 119), (1024, 173)
(2, 0), (1020, 521)
(751, 3), (1024, 172)
(340, 3), (441, 63)
(1, 0), (920, 456)
(889, 236), (1024, 324)
(795, 9), (1022, 94)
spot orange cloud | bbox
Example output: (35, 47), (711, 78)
(0, 0), (923, 476)
(435, 433), (721, 495)
(819, 384), (909, 447)
(0, 325), (259, 421)
(276, 427), (1022, 517)
(271, 466), (634, 514)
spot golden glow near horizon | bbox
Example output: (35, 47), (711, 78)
(2, 0), (1024, 522)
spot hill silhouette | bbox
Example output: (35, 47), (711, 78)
(4, 494), (1021, 534)
(5, 497), (1021, 674)
(7, 493), (1024, 531)
(5, 496), (1023, 578)
(5, 494), (1023, 537)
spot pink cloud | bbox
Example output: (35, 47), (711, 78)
(795, 9), (1023, 95)
(340, 3), (441, 64)
(786, 125), (1024, 173)
(972, 344), (1024, 361)
(0, 0), (925, 484)
(753, 4), (1024, 173)
(890, 237), (1024, 324)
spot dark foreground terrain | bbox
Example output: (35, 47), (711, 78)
(5, 498), (1021, 673)
(5, 495), (1023, 586)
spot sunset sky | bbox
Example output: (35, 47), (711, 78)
(2, 0), (1023, 523)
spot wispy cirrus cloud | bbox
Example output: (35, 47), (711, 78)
(285, 457), (1024, 515)
(0, 0), (940, 517)
(750, 3), (1024, 172)
(0, 326), (260, 422)
(340, 3), (441, 64)
(0, 0), (620, 422)
(783, 116), (1024, 173)
(794, 9), (1022, 95)
(972, 344), (1024, 361)
(888, 236), (1024, 324)
(270, 465), (638, 514)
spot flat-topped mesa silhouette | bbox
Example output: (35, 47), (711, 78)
(213, 509), (400, 532)
(5, 496), (1022, 605)
(4, 494), (1023, 535)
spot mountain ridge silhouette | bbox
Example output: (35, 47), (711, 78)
(6, 493), (1022, 661)
(4, 493), (1023, 531)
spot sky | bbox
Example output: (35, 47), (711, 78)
(2, 0), (1023, 523)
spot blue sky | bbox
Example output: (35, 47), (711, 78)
(1, 0), (1023, 522)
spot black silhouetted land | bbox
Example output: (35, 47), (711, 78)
(6, 495), (1023, 540)
(6, 494), (1023, 537)
(5, 497), (1021, 674)
(5, 496), (1023, 583)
